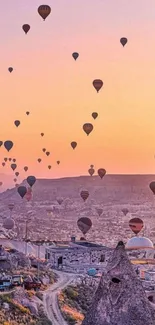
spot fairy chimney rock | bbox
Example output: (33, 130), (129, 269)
(82, 241), (155, 325)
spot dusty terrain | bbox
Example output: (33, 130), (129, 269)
(0, 175), (155, 247)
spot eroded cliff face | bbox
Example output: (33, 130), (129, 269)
(82, 241), (155, 325)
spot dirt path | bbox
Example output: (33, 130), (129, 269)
(43, 270), (77, 325)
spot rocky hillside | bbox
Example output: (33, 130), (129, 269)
(0, 175), (155, 245)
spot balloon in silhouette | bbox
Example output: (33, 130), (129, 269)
(96, 208), (103, 216)
(71, 141), (77, 149)
(92, 79), (103, 92)
(92, 112), (98, 120)
(98, 168), (106, 179)
(12, 159), (16, 162)
(77, 217), (92, 235)
(83, 123), (93, 135)
(42, 148), (46, 152)
(41, 133), (44, 137)
(2, 163), (5, 167)
(9, 158), (12, 161)
(120, 37), (128, 47)
(38, 158), (41, 163)
(0, 141), (3, 147)
(17, 186), (27, 198)
(4, 158), (7, 162)
(4, 141), (13, 152)
(48, 165), (51, 169)
(80, 190), (89, 202)
(149, 182), (155, 194)
(14, 120), (20, 127)
(122, 208), (129, 216)
(14, 178), (17, 182)
(38, 5), (51, 20)
(129, 218), (144, 235)
(88, 167), (95, 176)
(72, 52), (79, 60)
(15, 172), (19, 177)
(22, 24), (30, 34)
(8, 67), (13, 73)
(24, 166), (28, 172)
(27, 176), (36, 187)
(26, 111), (30, 115)
(57, 161), (60, 165)
(3, 218), (15, 230)
(57, 198), (63, 205)
(11, 164), (17, 171)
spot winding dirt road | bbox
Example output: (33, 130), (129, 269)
(43, 270), (77, 325)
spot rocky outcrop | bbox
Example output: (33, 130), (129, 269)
(82, 241), (155, 325)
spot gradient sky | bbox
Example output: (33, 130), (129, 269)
(1, 0), (155, 183)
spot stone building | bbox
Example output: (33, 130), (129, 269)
(46, 239), (112, 273)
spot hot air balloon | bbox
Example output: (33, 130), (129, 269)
(24, 166), (28, 172)
(38, 5), (51, 20)
(14, 120), (20, 127)
(9, 158), (12, 162)
(83, 123), (93, 136)
(48, 165), (51, 169)
(0, 141), (3, 147)
(129, 218), (144, 235)
(57, 161), (60, 165)
(8, 203), (14, 211)
(71, 141), (77, 149)
(122, 208), (129, 216)
(15, 172), (19, 177)
(46, 151), (50, 156)
(11, 163), (17, 171)
(17, 186), (27, 198)
(26, 111), (30, 115)
(4, 141), (13, 152)
(15, 183), (19, 188)
(149, 182), (155, 195)
(38, 158), (41, 163)
(12, 159), (16, 162)
(57, 198), (63, 205)
(22, 24), (30, 34)
(120, 37), (128, 47)
(90, 164), (94, 168)
(80, 190), (89, 202)
(27, 176), (36, 187)
(42, 148), (46, 152)
(98, 168), (106, 179)
(72, 52), (79, 60)
(88, 167), (95, 176)
(0, 182), (2, 186)
(14, 178), (17, 182)
(8, 67), (13, 73)
(92, 79), (103, 92)
(41, 133), (44, 137)
(92, 112), (98, 120)
(96, 208), (103, 216)
(2, 162), (5, 167)
(3, 218), (15, 230)
(77, 217), (92, 235)
(4, 158), (7, 162)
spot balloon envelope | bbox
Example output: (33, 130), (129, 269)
(149, 182), (155, 194)
(98, 168), (106, 179)
(57, 198), (63, 205)
(24, 166), (28, 172)
(22, 24), (30, 34)
(88, 168), (95, 176)
(92, 79), (103, 92)
(71, 141), (77, 149)
(120, 37), (128, 47)
(96, 208), (103, 216)
(129, 217), (144, 235)
(27, 176), (36, 187)
(80, 190), (89, 201)
(77, 217), (92, 235)
(17, 186), (27, 198)
(8, 67), (13, 73)
(38, 5), (51, 20)
(122, 208), (129, 216)
(4, 140), (13, 152)
(83, 123), (93, 135)
(92, 112), (98, 119)
(11, 163), (17, 171)
(0, 141), (3, 147)
(72, 52), (79, 60)
(14, 120), (20, 127)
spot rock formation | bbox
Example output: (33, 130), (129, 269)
(82, 241), (155, 325)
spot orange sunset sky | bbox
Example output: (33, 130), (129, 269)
(1, 0), (155, 183)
